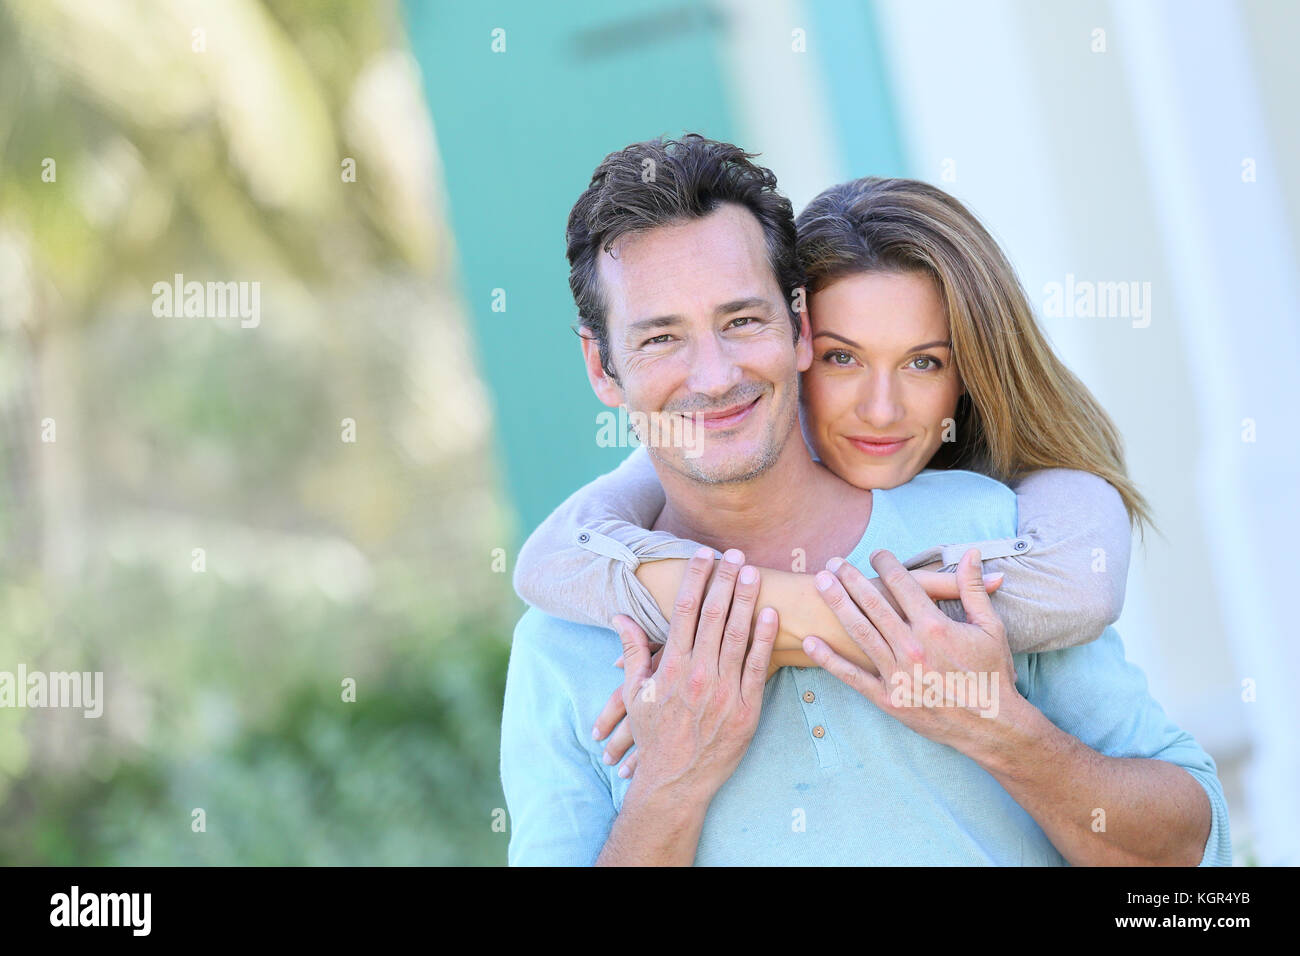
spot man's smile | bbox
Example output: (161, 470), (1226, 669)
(695, 395), (762, 431)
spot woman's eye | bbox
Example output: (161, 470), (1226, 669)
(823, 349), (855, 366)
(908, 355), (942, 371)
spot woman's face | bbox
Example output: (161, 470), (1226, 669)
(800, 270), (963, 490)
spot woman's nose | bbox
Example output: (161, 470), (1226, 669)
(855, 374), (904, 428)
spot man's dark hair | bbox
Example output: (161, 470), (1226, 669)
(566, 133), (804, 381)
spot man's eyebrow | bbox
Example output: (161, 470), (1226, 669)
(626, 297), (774, 336)
(714, 296), (772, 316)
(626, 315), (681, 335)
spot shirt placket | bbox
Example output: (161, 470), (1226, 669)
(788, 667), (841, 769)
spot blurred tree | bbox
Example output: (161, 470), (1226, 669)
(0, 0), (515, 864)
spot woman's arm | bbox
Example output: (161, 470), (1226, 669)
(635, 558), (1003, 674)
(635, 468), (1130, 664)
(512, 445), (709, 640)
(925, 468), (1132, 653)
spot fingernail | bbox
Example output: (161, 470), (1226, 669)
(815, 571), (834, 591)
(723, 548), (743, 565)
(695, 546), (713, 560)
(826, 556), (844, 573)
(759, 607), (776, 623)
(602, 751), (614, 765)
(802, 636), (818, 653)
(592, 725), (601, 739)
(983, 573), (1003, 584)
(739, 565), (757, 584)
(618, 765), (631, 778)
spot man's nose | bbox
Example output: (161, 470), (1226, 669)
(855, 372), (905, 429)
(684, 332), (743, 397)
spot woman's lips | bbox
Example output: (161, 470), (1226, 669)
(846, 436), (911, 457)
(697, 396), (761, 430)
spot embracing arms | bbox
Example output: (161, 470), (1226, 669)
(513, 446), (1132, 662)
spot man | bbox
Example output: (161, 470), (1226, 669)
(500, 134), (1230, 866)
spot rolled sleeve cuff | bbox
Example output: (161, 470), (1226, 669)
(574, 524), (714, 644)
(1186, 766), (1233, 866)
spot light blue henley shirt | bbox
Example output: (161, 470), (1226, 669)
(500, 468), (1231, 865)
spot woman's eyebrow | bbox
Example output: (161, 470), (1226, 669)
(906, 340), (952, 353)
(811, 332), (952, 352)
(812, 330), (860, 347)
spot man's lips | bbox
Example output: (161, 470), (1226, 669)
(846, 435), (911, 457)
(694, 396), (762, 431)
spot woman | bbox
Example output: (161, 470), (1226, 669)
(515, 176), (1148, 774)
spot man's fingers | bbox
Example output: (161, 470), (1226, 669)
(602, 718), (636, 767)
(718, 564), (760, 680)
(956, 548), (1000, 634)
(612, 614), (652, 702)
(867, 550), (948, 625)
(617, 748), (639, 780)
(739, 607), (779, 707)
(692, 549), (745, 680)
(663, 547), (717, 665)
(832, 558), (913, 649)
(814, 568), (897, 671)
(592, 682), (627, 741)
(911, 569), (1004, 601)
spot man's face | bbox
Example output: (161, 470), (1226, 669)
(583, 203), (811, 484)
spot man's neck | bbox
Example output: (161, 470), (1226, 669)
(651, 439), (873, 572)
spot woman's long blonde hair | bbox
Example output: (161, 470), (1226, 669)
(796, 177), (1152, 533)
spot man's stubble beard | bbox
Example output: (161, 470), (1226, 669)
(648, 377), (802, 486)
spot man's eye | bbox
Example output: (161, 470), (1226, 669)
(643, 334), (673, 346)
(728, 316), (759, 329)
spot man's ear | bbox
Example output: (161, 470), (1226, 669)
(793, 290), (814, 372)
(579, 332), (624, 408)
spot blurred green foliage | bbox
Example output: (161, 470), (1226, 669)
(0, 0), (518, 863)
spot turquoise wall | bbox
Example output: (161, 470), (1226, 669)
(405, 0), (905, 537)
(403, 0), (738, 535)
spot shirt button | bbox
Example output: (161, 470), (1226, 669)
(802, 690), (815, 704)
(811, 725), (825, 739)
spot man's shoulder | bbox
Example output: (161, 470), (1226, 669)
(905, 467), (1015, 503)
(884, 468), (1018, 538)
(509, 607), (623, 698)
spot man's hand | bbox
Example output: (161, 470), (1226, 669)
(802, 548), (1216, 866)
(595, 563), (999, 775)
(801, 548), (1021, 755)
(612, 547), (778, 807)
(599, 641), (780, 781)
